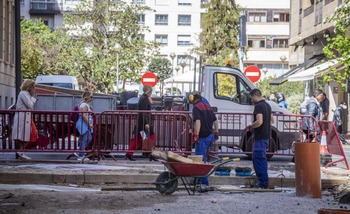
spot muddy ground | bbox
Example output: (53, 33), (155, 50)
(0, 184), (349, 214)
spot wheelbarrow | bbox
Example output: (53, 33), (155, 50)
(154, 158), (234, 195)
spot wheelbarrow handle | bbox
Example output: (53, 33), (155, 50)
(210, 157), (240, 164)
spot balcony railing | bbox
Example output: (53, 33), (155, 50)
(29, 2), (61, 14)
(303, 5), (314, 17)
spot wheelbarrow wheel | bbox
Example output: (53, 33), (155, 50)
(155, 171), (178, 195)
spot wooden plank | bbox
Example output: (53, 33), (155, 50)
(216, 186), (283, 192)
(151, 149), (168, 161)
(167, 151), (193, 163)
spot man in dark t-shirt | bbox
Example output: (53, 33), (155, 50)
(190, 91), (218, 192)
(247, 89), (274, 189)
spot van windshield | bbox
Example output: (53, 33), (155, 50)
(41, 83), (74, 89)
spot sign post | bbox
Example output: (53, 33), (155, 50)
(141, 72), (158, 87)
(244, 65), (261, 83)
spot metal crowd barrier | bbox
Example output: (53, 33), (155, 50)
(1, 109), (319, 162)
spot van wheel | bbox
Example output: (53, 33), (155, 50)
(243, 136), (277, 161)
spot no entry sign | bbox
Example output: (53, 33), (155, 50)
(141, 72), (158, 87)
(244, 65), (261, 83)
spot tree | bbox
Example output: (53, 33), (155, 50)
(196, 0), (240, 66)
(59, 0), (159, 93)
(256, 76), (304, 113)
(323, 0), (350, 88)
(21, 19), (65, 79)
(147, 58), (172, 95)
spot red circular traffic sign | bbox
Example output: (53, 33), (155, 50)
(141, 72), (158, 87)
(244, 65), (261, 83)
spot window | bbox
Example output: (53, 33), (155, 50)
(155, 14), (168, 25)
(178, 15), (191, 26)
(273, 39), (288, 48)
(248, 38), (265, 48)
(248, 12), (266, 22)
(177, 55), (189, 65)
(155, 34), (168, 45)
(177, 35), (191, 46)
(178, 0), (191, 5)
(20, 0), (25, 6)
(131, 0), (145, 4)
(140, 34), (145, 41)
(155, 0), (169, 5)
(215, 73), (251, 105)
(139, 14), (145, 24)
(273, 12), (290, 22)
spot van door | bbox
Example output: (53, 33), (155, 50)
(210, 72), (253, 113)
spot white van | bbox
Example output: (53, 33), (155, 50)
(201, 65), (299, 159)
(35, 75), (80, 90)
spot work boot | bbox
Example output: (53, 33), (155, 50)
(196, 184), (209, 193)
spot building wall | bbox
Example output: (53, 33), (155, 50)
(289, 0), (350, 132)
(0, 0), (16, 110)
(236, 0), (290, 78)
(20, 0), (204, 77)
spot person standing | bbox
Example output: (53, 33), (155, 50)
(125, 85), (155, 161)
(75, 91), (94, 161)
(246, 89), (274, 189)
(332, 101), (349, 145)
(302, 89), (324, 142)
(190, 91), (218, 192)
(276, 93), (288, 109)
(12, 79), (38, 160)
(320, 92), (330, 120)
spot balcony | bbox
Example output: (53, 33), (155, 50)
(29, 2), (61, 15)
(303, 5), (314, 17)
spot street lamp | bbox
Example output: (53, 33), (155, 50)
(169, 52), (176, 95)
(179, 60), (187, 74)
(175, 66), (180, 75)
(115, 44), (121, 93)
(262, 68), (268, 79)
(280, 55), (287, 75)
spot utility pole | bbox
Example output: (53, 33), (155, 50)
(238, 13), (246, 72)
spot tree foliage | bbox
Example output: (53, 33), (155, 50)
(21, 19), (65, 79)
(196, 0), (240, 66)
(323, 0), (350, 88)
(256, 76), (304, 113)
(59, 0), (159, 93)
(147, 57), (172, 94)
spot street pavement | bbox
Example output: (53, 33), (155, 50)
(0, 147), (349, 190)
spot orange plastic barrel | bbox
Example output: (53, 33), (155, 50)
(295, 142), (322, 198)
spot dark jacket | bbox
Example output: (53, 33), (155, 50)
(302, 97), (322, 132)
(333, 106), (343, 127)
(137, 93), (154, 134)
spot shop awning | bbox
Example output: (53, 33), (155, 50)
(288, 59), (338, 82)
(269, 54), (325, 85)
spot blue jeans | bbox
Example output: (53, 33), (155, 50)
(79, 129), (92, 157)
(195, 133), (214, 185)
(253, 139), (269, 188)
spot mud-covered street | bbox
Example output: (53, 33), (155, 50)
(0, 184), (348, 214)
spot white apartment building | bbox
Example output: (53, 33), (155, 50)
(236, 0), (290, 79)
(19, 0), (290, 90)
(20, 0), (204, 77)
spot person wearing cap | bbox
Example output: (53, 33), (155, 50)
(332, 101), (349, 145)
(190, 91), (218, 192)
(302, 89), (325, 142)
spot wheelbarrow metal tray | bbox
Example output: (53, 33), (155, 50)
(165, 162), (216, 177)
